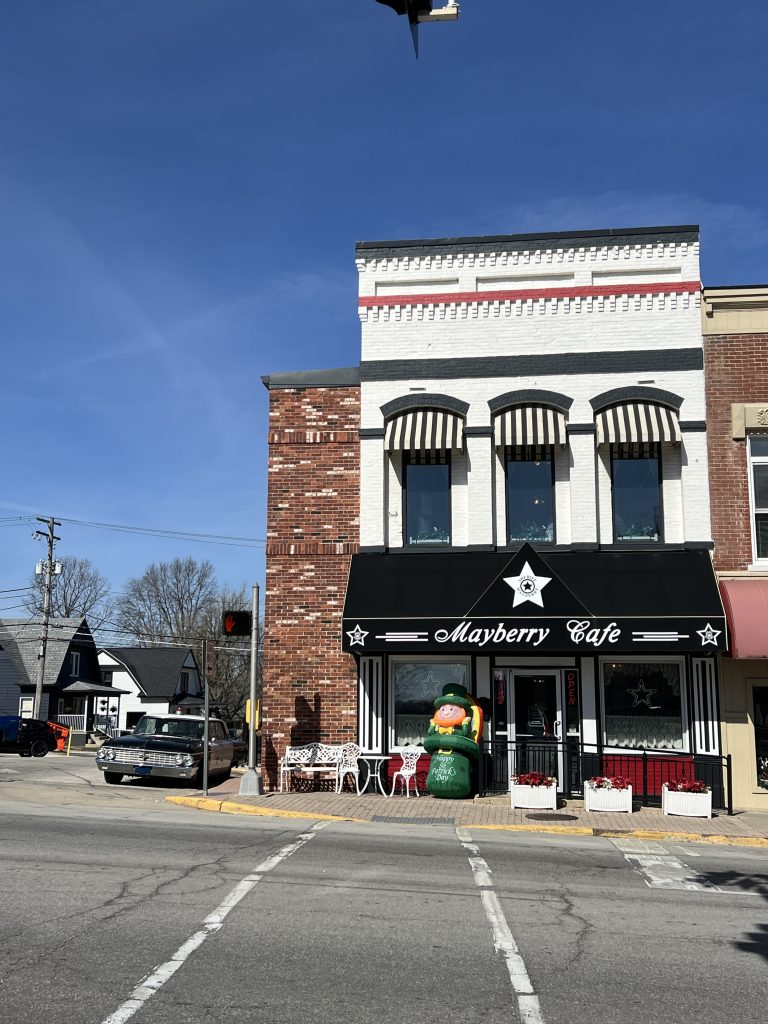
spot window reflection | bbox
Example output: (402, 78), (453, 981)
(404, 454), (451, 545)
(506, 457), (554, 543)
(612, 451), (661, 542)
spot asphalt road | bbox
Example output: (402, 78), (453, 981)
(1, 753), (767, 1024)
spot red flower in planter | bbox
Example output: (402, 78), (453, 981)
(588, 775), (632, 790)
(665, 778), (710, 794)
(511, 771), (556, 787)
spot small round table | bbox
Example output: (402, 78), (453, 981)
(358, 754), (392, 796)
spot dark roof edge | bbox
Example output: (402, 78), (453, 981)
(356, 225), (699, 258)
(262, 367), (360, 390)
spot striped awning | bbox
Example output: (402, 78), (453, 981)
(494, 405), (567, 449)
(596, 402), (681, 446)
(384, 409), (464, 452)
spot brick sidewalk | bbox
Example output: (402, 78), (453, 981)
(192, 777), (768, 841)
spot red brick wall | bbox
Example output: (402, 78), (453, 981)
(261, 385), (360, 789)
(704, 332), (768, 570)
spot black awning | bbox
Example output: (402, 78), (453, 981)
(342, 545), (726, 655)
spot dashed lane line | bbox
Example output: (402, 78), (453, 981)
(100, 821), (329, 1024)
(456, 826), (545, 1024)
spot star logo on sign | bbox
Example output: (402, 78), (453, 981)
(627, 681), (657, 708)
(697, 622), (721, 646)
(346, 624), (368, 647)
(504, 561), (552, 608)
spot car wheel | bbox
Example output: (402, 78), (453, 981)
(30, 740), (49, 757)
(104, 772), (123, 785)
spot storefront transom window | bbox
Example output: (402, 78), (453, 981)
(602, 661), (684, 750)
(392, 661), (468, 748)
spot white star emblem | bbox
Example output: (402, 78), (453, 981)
(627, 681), (657, 708)
(346, 624), (368, 647)
(503, 561), (552, 608)
(697, 622), (721, 646)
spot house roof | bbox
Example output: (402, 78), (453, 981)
(0, 617), (93, 689)
(99, 647), (197, 699)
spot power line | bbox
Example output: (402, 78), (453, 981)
(56, 516), (265, 547)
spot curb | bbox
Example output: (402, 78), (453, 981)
(166, 795), (367, 823)
(165, 796), (768, 846)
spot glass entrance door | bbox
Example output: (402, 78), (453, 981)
(511, 672), (564, 789)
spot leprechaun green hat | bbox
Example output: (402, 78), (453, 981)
(434, 683), (474, 713)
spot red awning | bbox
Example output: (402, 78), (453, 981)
(719, 578), (768, 658)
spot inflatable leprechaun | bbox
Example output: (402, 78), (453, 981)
(423, 683), (484, 799)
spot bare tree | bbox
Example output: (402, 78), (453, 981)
(114, 557), (218, 644)
(24, 555), (113, 629)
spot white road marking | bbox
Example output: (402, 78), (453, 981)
(609, 838), (719, 891)
(456, 827), (545, 1024)
(100, 821), (328, 1024)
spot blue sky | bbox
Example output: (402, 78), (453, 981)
(2, 1), (768, 612)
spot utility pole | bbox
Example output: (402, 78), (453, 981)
(32, 516), (61, 720)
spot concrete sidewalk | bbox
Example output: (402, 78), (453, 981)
(167, 776), (768, 845)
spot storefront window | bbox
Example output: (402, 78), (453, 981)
(612, 449), (661, 542)
(753, 686), (768, 790)
(602, 661), (684, 750)
(506, 455), (554, 543)
(749, 436), (768, 561)
(404, 453), (451, 546)
(392, 661), (468, 747)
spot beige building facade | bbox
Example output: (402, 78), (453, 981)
(703, 285), (768, 810)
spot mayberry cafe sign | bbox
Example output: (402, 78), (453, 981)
(342, 555), (727, 655)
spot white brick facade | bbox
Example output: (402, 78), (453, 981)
(356, 229), (711, 550)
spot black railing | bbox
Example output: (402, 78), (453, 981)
(477, 739), (732, 813)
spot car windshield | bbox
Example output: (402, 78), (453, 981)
(132, 716), (205, 739)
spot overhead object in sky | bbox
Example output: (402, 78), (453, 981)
(373, 1), (460, 57)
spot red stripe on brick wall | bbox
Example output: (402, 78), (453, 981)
(359, 281), (701, 309)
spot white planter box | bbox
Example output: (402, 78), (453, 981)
(510, 782), (557, 810)
(662, 785), (712, 819)
(584, 783), (633, 813)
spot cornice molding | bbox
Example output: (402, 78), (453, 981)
(356, 239), (698, 274)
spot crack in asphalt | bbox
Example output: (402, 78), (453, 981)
(552, 887), (593, 970)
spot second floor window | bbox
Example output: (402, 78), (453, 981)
(750, 435), (768, 561)
(612, 446), (661, 542)
(404, 452), (451, 546)
(506, 452), (555, 544)
(70, 651), (80, 677)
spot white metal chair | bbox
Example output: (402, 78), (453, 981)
(390, 745), (423, 798)
(336, 743), (361, 794)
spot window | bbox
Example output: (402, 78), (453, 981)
(749, 436), (768, 561)
(70, 651), (80, 677)
(180, 670), (190, 689)
(601, 660), (685, 750)
(391, 661), (468, 748)
(403, 453), (451, 546)
(752, 686), (768, 790)
(612, 447), (661, 542)
(506, 453), (555, 543)
(101, 670), (113, 686)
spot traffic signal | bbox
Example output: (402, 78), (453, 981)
(222, 610), (252, 637)
(373, 2), (459, 57)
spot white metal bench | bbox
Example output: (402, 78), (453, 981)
(279, 743), (342, 792)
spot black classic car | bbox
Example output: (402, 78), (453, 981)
(0, 716), (57, 757)
(95, 713), (237, 785)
